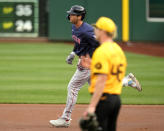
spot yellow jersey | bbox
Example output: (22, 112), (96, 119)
(89, 41), (127, 95)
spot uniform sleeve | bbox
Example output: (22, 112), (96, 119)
(81, 32), (99, 57)
(73, 43), (78, 53)
(91, 49), (110, 75)
(85, 33), (99, 48)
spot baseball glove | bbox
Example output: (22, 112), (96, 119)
(79, 113), (99, 131)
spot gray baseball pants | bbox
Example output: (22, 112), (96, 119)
(61, 67), (90, 120)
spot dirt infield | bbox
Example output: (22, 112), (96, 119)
(0, 104), (163, 131)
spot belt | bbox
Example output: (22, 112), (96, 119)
(102, 93), (118, 96)
(101, 93), (119, 100)
(90, 93), (119, 100)
(77, 65), (89, 71)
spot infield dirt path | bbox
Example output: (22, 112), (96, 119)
(0, 104), (163, 131)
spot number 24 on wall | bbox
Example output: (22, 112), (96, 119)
(15, 20), (33, 32)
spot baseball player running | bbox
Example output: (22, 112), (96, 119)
(49, 5), (142, 128)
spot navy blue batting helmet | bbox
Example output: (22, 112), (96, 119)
(67, 5), (86, 20)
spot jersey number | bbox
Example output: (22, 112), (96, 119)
(111, 64), (123, 82)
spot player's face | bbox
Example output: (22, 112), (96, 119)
(69, 14), (79, 24)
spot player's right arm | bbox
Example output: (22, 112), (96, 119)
(66, 43), (77, 65)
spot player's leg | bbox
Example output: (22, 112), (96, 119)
(95, 94), (121, 131)
(95, 99), (108, 131)
(49, 68), (90, 127)
(122, 73), (142, 92)
(61, 68), (90, 120)
(107, 95), (121, 131)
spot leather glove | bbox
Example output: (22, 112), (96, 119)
(79, 113), (99, 131)
(66, 52), (75, 65)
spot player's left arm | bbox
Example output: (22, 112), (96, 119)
(84, 33), (99, 48)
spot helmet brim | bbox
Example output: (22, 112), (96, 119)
(67, 10), (77, 15)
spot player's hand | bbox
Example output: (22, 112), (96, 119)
(79, 111), (98, 131)
(83, 106), (95, 117)
(66, 52), (75, 65)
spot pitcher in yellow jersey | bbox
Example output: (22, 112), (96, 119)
(82, 17), (127, 131)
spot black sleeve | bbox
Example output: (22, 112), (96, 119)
(73, 43), (78, 52)
(84, 33), (99, 48)
(78, 33), (99, 57)
(85, 34), (100, 56)
(88, 37), (100, 48)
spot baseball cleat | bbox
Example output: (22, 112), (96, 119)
(127, 73), (142, 92)
(49, 118), (71, 127)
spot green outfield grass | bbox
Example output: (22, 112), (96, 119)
(0, 43), (163, 104)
